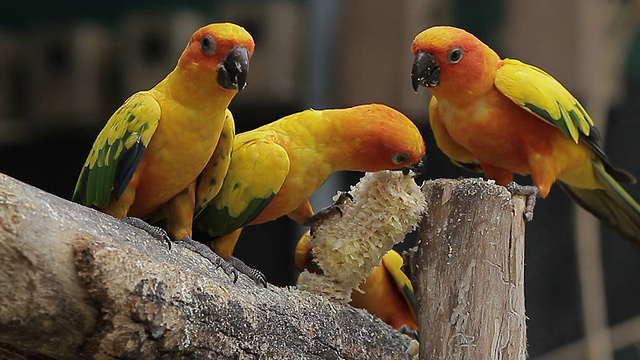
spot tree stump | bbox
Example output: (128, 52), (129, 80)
(410, 178), (528, 359)
(0, 173), (416, 360)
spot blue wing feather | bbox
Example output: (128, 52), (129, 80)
(114, 134), (145, 200)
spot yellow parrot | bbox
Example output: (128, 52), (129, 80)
(295, 232), (418, 333)
(193, 104), (426, 283)
(411, 25), (640, 243)
(72, 23), (254, 270)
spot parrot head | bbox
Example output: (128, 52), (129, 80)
(410, 26), (500, 100)
(340, 104), (426, 174)
(179, 23), (255, 92)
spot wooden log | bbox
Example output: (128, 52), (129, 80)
(410, 178), (528, 359)
(0, 173), (416, 360)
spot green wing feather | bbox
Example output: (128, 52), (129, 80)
(193, 133), (290, 238)
(72, 92), (161, 207)
(495, 59), (595, 144)
(194, 109), (236, 216)
(382, 250), (418, 323)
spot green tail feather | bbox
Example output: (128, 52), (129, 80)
(558, 161), (640, 245)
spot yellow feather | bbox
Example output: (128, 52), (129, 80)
(195, 109), (236, 213)
(85, 92), (161, 169)
(495, 59), (594, 143)
(211, 133), (290, 218)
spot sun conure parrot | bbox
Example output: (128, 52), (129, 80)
(410, 25), (640, 244)
(192, 103), (426, 282)
(295, 231), (418, 334)
(72, 23), (254, 266)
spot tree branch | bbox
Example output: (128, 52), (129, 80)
(0, 173), (416, 360)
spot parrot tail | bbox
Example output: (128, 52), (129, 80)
(558, 161), (640, 245)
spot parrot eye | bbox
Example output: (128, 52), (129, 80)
(392, 153), (410, 165)
(447, 47), (463, 64)
(200, 35), (216, 56)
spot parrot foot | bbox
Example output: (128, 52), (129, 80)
(179, 236), (238, 283)
(505, 182), (538, 222)
(305, 191), (353, 236)
(398, 324), (419, 340)
(227, 256), (267, 288)
(121, 216), (172, 249)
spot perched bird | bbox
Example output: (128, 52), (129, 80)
(193, 104), (426, 281)
(295, 230), (419, 332)
(72, 23), (254, 266)
(411, 25), (640, 243)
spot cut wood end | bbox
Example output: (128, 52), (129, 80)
(421, 177), (527, 220)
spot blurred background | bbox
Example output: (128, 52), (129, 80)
(1, 0), (640, 358)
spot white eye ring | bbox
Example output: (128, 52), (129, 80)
(447, 47), (463, 63)
(392, 153), (409, 165)
(200, 35), (216, 56)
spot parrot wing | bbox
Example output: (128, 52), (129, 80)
(195, 109), (236, 216)
(194, 134), (290, 238)
(495, 59), (635, 183)
(72, 92), (161, 207)
(381, 250), (418, 324)
(495, 58), (595, 144)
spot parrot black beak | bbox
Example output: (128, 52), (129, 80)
(217, 46), (250, 91)
(411, 51), (440, 92)
(399, 159), (425, 177)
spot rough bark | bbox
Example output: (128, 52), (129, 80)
(410, 178), (527, 359)
(0, 173), (416, 360)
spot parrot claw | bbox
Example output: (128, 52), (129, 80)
(227, 256), (268, 288)
(398, 324), (419, 340)
(505, 182), (538, 222)
(216, 258), (241, 283)
(177, 237), (267, 287)
(178, 236), (239, 283)
(121, 216), (172, 249)
(305, 191), (353, 236)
